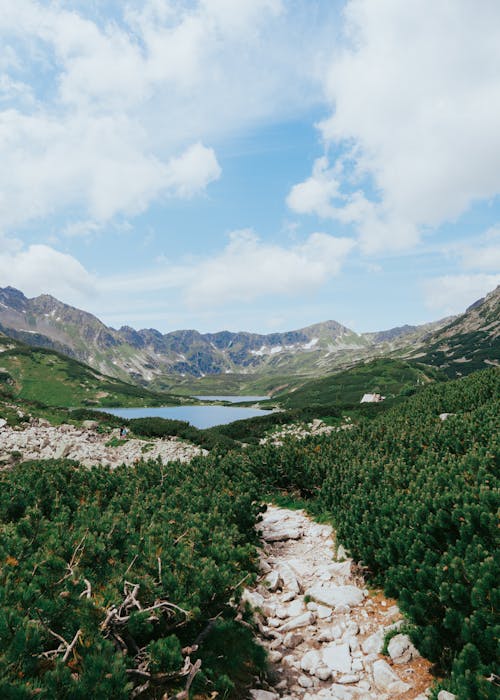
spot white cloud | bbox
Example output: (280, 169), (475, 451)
(0, 0), (331, 231)
(289, 0), (500, 252)
(0, 243), (96, 302)
(0, 107), (220, 228)
(423, 274), (500, 315)
(183, 230), (355, 306)
(100, 229), (355, 307)
(164, 142), (221, 198)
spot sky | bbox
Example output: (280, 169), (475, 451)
(0, 0), (499, 335)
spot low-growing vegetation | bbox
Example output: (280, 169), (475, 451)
(0, 455), (266, 698)
(248, 368), (499, 699)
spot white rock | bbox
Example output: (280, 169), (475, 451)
(261, 601), (276, 618)
(317, 604), (333, 619)
(334, 603), (351, 614)
(288, 557), (313, 578)
(241, 589), (264, 610)
(282, 654), (296, 667)
(388, 634), (420, 664)
(352, 658), (364, 672)
(361, 629), (384, 655)
(372, 659), (412, 695)
(266, 570), (281, 591)
(437, 692), (457, 700)
(337, 674), (360, 684)
(279, 611), (315, 632)
(322, 643), (352, 673)
(249, 691), (279, 700)
(268, 650), (283, 663)
(278, 564), (301, 593)
(298, 675), (313, 688)
(262, 527), (303, 542)
(0, 418), (7, 429)
(287, 598), (305, 617)
(315, 665), (332, 681)
(283, 632), (303, 648)
(317, 624), (343, 642)
(306, 583), (364, 608)
(301, 650), (321, 673)
(276, 606), (289, 619)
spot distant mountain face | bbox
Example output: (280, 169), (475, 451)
(2, 284), (490, 386)
(406, 285), (500, 376)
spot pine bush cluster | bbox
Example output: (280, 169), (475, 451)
(252, 368), (499, 699)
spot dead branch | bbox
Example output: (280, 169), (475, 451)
(79, 578), (92, 599)
(165, 658), (202, 700)
(62, 629), (81, 662)
(55, 531), (88, 584)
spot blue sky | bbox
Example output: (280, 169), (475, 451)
(0, 0), (499, 334)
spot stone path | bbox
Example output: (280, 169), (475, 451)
(245, 506), (435, 700)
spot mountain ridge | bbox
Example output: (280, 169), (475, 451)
(2, 284), (498, 386)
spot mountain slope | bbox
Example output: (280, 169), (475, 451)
(405, 285), (500, 376)
(0, 333), (190, 408)
(0, 286), (450, 385)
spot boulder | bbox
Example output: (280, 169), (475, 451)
(372, 659), (412, 695)
(249, 691), (279, 700)
(279, 611), (315, 632)
(361, 629), (384, 655)
(437, 692), (457, 700)
(388, 633), (420, 664)
(322, 642), (352, 673)
(300, 650), (321, 674)
(306, 583), (364, 608)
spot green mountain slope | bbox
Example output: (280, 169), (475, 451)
(0, 333), (191, 408)
(271, 358), (444, 409)
(405, 285), (500, 376)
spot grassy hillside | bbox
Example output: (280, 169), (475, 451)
(0, 335), (192, 408)
(271, 358), (445, 409)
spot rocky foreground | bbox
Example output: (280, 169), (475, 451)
(0, 417), (205, 468)
(244, 506), (450, 700)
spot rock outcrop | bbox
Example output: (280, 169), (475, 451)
(0, 418), (205, 468)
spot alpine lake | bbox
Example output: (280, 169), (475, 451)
(100, 396), (271, 429)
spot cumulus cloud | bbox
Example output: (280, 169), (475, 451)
(182, 230), (355, 306)
(0, 243), (96, 302)
(0, 0), (330, 231)
(423, 274), (500, 315)
(289, 0), (500, 252)
(100, 229), (355, 307)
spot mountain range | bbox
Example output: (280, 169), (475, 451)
(0, 285), (498, 391)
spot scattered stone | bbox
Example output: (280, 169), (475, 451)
(284, 632), (303, 649)
(306, 583), (364, 608)
(322, 643), (352, 673)
(298, 675), (313, 688)
(249, 691), (279, 700)
(249, 505), (433, 700)
(437, 692), (457, 700)
(388, 633), (420, 664)
(300, 650), (321, 674)
(361, 629), (384, 655)
(279, 611), (315, 632)
(267, 570), (281, 591)
(372, 659), (412, 695)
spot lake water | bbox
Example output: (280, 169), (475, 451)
(192, 395), (268, 403)
(100, 403), (271, 429)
